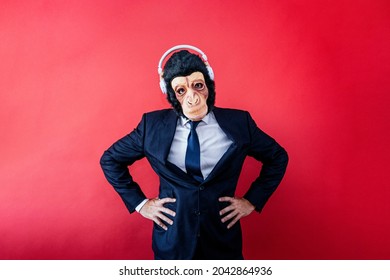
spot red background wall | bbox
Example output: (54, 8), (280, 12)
(1, 0), (389, 259)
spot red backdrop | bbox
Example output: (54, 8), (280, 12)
(1, 0), (389, 259)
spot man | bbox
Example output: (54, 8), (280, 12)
(100, 45), (288, 259)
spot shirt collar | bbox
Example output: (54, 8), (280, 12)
(179, 111), (213, 127)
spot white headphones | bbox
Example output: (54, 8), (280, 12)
(157, 44), (215, 94)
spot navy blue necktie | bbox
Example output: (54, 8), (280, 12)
(185, 121), (203, 182)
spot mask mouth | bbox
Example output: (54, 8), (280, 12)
(183, 103), (208, 121)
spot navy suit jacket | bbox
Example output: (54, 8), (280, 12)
(100, 107), (288, 259)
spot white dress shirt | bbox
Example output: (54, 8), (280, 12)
(136, 111), (233, 212)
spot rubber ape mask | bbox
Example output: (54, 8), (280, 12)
(162, 50), (216, 120)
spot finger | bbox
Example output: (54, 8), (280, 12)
(160, 207), (176, 217)
(158, 197), (176, 204)
(219, 205), (235, 216)
(221, 210), (238, 223)
(227, 214), (242, 229)
(153, 217), (168, 231)
(219, 196), (234, 202)
(156, 212), (174, 226)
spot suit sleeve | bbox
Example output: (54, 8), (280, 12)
(100, 114), (147, 213)
(243, 112), (289, 213)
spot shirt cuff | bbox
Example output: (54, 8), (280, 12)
(135, 199), (149, 212)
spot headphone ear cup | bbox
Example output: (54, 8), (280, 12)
(206, 65), (215, 81)
(160, 78), (167, 94)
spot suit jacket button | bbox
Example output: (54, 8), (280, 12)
(194, 210), (201, 216)
(199, 186), (204, 190)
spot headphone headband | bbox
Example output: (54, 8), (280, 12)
(158, 44), (209, 75)
(157, 44), (214, 94)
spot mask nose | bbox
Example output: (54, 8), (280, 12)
(186, 90), (200, 106)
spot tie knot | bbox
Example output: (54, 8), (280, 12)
(189, 121), (201, 130)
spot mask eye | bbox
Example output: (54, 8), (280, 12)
(176, 87), (186, 96)
(194, 82), (205, 90)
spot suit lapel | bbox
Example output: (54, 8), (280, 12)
(154, 110), (178, 165)
(203, 108), (240, 183)
(151, 110), (200, 183)
(212, 107), (240, 144)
